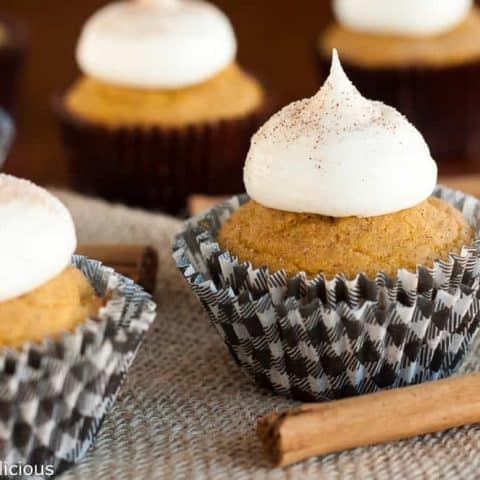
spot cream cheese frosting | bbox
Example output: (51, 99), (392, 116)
(76, 0), (237, 89)
(333, 0), (473, 37)
(244, 50), (438, 218)
(0, 175), (77, 302)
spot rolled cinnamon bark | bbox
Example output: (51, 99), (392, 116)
(76, 244), (158, 293)
(439, 174), (480, 199)
(187, 194), (229, 216)
(257, 373), (480, 467)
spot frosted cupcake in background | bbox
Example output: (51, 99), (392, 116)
(317, 0), (480, 166)
(0, 174), (156, 474)
(54, 0), (267, 214)
(174, 52), (480, 401)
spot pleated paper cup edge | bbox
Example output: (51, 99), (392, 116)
(173, 186), (480, 312)
(0, 256), (156, 370)
(0, 256), (157, 473)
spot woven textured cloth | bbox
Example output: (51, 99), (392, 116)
(52, 190), (480, 480)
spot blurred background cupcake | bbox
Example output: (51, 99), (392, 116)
(0, 13), (25, 117)
(54, 0), (268, 214)
(317, 0), (480, 167)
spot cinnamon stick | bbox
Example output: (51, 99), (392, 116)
(439, 174), (480, 198)
(187, 194), (228, 216)
(257, 373), (480, 467)
(76, 244), (158, 293)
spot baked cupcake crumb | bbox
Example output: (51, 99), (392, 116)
(218, 197), (474, 279)
(65, 63), (264, 127)
(0, 266), (102, 348)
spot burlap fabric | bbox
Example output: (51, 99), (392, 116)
(52, 190), (480, 480)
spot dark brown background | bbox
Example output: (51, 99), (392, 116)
(1, 0), (332, 187)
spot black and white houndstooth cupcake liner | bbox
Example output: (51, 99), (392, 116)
(173, 186), (480, 401)
(0, 256), (156, 478)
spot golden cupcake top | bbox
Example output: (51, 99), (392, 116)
(219, 197), (473, 278)
(321, 7), (480, 67)
(0, 266), (101, 348)
(65, 63), (264, 127)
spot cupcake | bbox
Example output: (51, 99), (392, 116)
(173, 51), (480, 401)
(317, 0), (480, 163)
(54, 0), (267, 214)
(0, 174), (156, 474)
(0, 14), (25, 116)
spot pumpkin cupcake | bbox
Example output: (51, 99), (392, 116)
(0, 174), (100, 347)
(174, 52), (480, 401)
(0, 174), (156, 475)
(55, 0), (267, 214)
(317, 0), (480, 164)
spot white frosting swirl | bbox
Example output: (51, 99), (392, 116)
(76, 0), (237, 89)
(333, 0), (473, 37)
(244, 51), (437, 218)
(0, 175), (77, 302)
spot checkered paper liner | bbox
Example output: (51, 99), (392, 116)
(173, 186), (480, 401)
(0, 256), (156, 478)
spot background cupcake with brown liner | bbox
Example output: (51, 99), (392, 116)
(317, 0), (480, 166)
(54, 0), (268, 215)
(0, 13), (26, 117)
(0, 174), (156, 475)
(174, 51), (480, 401)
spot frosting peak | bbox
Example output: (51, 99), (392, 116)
(333, 0), (473, 37)
(311, 51), (374, 129)
(76, 0), (237, 89)
(244, 51), (438, 218)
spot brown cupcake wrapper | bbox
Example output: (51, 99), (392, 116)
(316, 51), (480, 163)
(52, 93), (272, 215)
(0, 15), (26, 117)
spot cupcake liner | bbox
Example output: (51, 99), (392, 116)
(0, 15), (26, 117)
(173, 186), (480, 401)
(0, 256), (156, 478)
(316, 53), (480, 163)
(52, 94), (271, 215)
